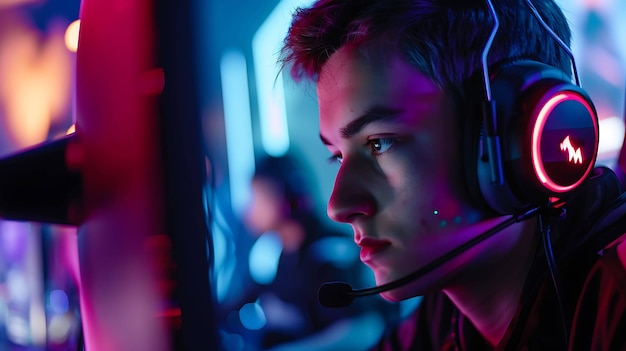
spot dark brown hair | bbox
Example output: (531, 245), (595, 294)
(280, 0), (572, 97)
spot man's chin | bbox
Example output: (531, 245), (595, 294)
(374, 270), (436, 302)
(379, 286), (417, 302)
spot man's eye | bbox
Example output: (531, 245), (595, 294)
(368, 138), (395, 155)
(327, 153), (343, 164)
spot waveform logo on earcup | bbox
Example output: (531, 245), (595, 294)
(559, 136), (582, 164)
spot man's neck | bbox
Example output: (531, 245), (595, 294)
(443, 217), (538, 347)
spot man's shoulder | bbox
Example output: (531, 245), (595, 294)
(569, 242), (626, 350)
(618, 238), (626, 273)
(563, 167), (626, 256)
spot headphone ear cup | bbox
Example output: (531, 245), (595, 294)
(462, 61), (525, 215)
(467, 61), (599, 215)
(462, 94), (499, 215)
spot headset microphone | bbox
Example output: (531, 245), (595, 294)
(318, 205), (543, 308)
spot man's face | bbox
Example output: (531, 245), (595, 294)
(317, 45), (499, 301)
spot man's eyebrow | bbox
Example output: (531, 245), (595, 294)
(342, 106), (403, 137)
(319, 106), (404, 145)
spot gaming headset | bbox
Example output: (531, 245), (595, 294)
(467, 0), (599, 215)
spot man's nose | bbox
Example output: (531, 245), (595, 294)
(327, 157), (377, 223)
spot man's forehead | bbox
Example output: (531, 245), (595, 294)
(317, 39), (401, 87)
(316, 47), (441, 104)
(317, 46), (364, 91)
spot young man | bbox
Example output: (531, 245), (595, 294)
(280, 0), (626, 349)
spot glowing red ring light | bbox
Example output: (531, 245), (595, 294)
(531, 92), (597, 193)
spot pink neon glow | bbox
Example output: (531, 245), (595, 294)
(532, 92), (597, 193)
(76, 0), (171, 349)
(559, 135), (583, 164)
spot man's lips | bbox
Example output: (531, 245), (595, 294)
(357, 237), (391, 263)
